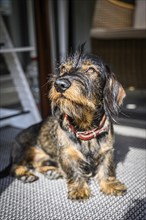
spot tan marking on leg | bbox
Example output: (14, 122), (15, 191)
(11, 164), (38, 182)
(25, 146), (49, 167)
(12, 165), (28, 176)
(100, 177), (127, 196)
(63, 146), (85, 161)
(68, 180), (91, 200)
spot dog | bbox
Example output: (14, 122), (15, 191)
(0, 47), (127, 199)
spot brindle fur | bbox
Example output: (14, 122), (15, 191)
(4, 49), (127, 199)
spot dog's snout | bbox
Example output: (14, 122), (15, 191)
(54, 78), (71, 93)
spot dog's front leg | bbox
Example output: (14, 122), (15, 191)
(97, 149), (127, 196)
(59, 146), (91, 200)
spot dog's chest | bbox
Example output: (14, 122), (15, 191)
(80, 139), (99, 157)
(80, 139), (101, 175)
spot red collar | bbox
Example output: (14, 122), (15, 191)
(64, 114), (108, 141)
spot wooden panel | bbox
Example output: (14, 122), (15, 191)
(91, 38), (146, 89)
(34, 0), (52, 119)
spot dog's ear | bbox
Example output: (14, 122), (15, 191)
(103, 66), (126, 120)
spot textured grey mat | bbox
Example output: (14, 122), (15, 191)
(0, 126), (146, 220)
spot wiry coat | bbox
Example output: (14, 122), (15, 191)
(0, 50), (127, 199)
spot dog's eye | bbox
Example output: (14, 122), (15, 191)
(60, 65), (66, 74)
(60, 66), (66, 71)
(87, 67), (96, 74)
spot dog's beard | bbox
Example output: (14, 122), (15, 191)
(49, 82), (101, 129)
(50, 83), (96, 115)
(51, 96), (86, 119)
(51, 95), (100, 131)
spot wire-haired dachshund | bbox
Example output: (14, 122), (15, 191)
(0, 46), (127, 199)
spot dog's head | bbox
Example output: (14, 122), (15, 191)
(49, 48), (125, 128)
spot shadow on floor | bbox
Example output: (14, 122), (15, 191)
(123, 198), (146, 220)
(114, 134), (145, 167)
(0, 126), (21, 195)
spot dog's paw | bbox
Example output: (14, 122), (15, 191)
(18, 173), (39, 183)
(45, 170), (63, 179)
(100, 177), (127, 196)
(68, 182), (91, 200)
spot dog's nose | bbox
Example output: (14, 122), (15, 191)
(54, 78), (71, 93)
